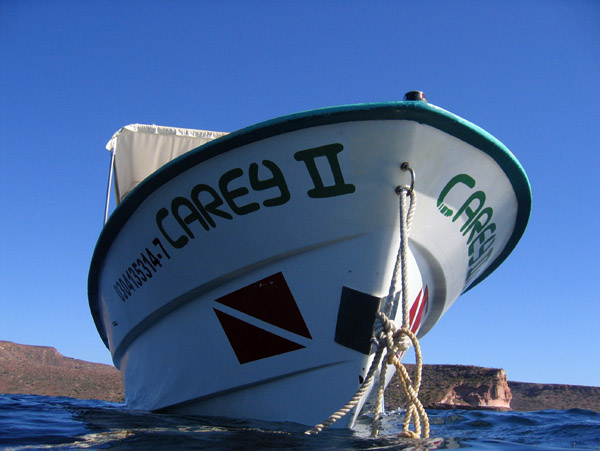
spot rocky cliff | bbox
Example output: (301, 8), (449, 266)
(384, 364), (600, 412)
(437, 367), (512, 410)
(509, 381), (600, 412)
(384, 364), (512, 411)
(0, 340), (123, 402)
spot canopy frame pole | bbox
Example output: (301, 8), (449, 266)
(103, 148), (116, 225)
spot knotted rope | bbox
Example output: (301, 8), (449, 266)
(305, 163), (429, 438)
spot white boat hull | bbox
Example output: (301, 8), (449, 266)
(89, 100), (530, 428)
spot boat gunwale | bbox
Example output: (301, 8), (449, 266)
(88, 100), (532, 348)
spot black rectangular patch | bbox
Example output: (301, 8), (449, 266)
(334, 287), (381, 354)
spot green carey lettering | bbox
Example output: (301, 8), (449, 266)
(156, 144), (355, 251)
(437, 174), (498, 286)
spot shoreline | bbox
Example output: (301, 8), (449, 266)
(2, 340), (598, 412)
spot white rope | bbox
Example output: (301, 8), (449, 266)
(305, 164), (429, 438)
(371, 186), (429, 439)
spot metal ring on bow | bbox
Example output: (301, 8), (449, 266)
(395, 162), (415, 195)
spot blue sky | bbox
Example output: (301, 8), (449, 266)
(1, 0), (598, 387)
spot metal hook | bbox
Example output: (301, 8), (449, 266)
(396, 162), (415, 195)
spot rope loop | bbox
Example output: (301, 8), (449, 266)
(371, 318), (429, 439)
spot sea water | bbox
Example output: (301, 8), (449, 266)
(1, 394), (598, 450)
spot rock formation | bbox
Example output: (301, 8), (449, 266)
(509, 381), (600, 411)
(436, 368), (512, 410)
(385, 364), (512, 411)
(0, 340), (123, 403)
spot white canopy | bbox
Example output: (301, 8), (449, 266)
(106, 124), (228, 204)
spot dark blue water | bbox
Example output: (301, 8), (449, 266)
(1, 394), (598, 450)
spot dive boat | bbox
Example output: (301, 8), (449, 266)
(88, 92), (531, 429)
